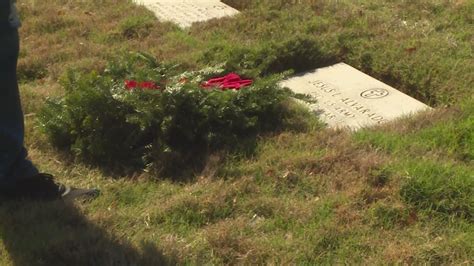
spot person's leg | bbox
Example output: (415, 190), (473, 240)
(0, 27), (99, 201)
(0, 28), (38, 186)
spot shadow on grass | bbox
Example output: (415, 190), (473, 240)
(0, 200), (173, 265)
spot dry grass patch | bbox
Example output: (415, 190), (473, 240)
(204, 218), (267, 264)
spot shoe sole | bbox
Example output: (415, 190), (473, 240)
(61, 187), (100, 201)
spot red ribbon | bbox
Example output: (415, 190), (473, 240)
(125, 80), (160, 90)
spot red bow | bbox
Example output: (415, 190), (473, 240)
(202, 73), (253, 90)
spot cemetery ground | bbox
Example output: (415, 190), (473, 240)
(0, 0), (472, 264)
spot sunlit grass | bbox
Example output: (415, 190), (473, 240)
(1, 0), (472, 264)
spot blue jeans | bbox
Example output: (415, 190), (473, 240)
(0, 28), (38, 186)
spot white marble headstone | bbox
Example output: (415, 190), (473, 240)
(279, 63), (431, 129)
(133, 0), (240, 28)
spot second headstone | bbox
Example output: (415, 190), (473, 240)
(134, 0), (240, 28)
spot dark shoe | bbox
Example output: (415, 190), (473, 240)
(0, 173), (99, 201)
(0, 173), (63, 200)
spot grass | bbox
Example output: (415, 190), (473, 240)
(0, 0), (472, 264)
